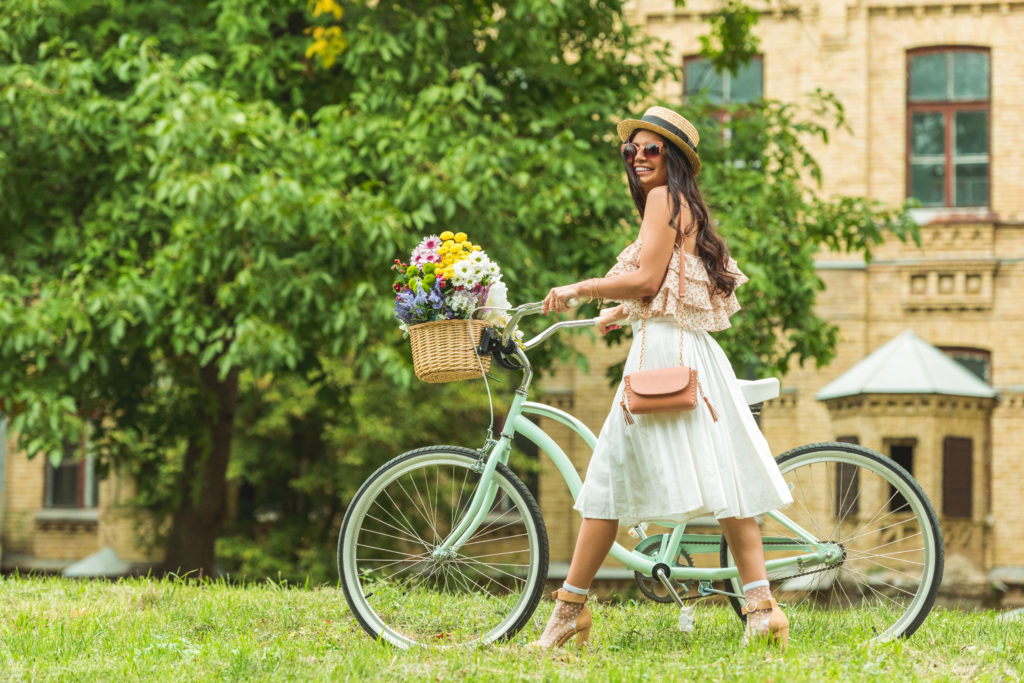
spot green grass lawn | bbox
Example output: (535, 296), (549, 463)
(0, 576), (1021, 681)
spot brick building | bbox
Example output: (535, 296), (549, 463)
(0, 427), (153, 573)
(538, 0), (1024, 603)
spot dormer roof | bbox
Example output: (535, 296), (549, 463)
(816, 330), (997, 401)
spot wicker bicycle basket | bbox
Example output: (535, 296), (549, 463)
(407, 319), (492, 383)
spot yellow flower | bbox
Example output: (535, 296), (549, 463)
(454, 232), (467, 243)
(473, 245), (481, 251)
(438, 245), (449, 255)
(310, 0), (343, 20)
(440, 231), (454, 241)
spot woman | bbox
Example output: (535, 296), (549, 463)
(534, 106), (793, 650)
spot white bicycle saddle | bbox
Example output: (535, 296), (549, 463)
(737, 378), (780, 405)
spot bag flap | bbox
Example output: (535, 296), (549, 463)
(629, 367), (692, 396)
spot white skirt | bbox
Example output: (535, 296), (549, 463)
(573, 319), (793, 528)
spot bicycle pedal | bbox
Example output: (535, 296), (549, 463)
(677, 605), (695, 633)
(627, 522), (649, 539)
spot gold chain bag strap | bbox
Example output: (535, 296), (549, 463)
(619, 240), (719, 425)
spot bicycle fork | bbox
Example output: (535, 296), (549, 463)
(430, 438), (511, 560)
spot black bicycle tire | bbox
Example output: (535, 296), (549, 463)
(719, 441), (944, 641)
(338, 445), (549, 647)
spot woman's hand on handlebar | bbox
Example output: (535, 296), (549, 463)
(595, 305), (626, 335)
(542, 283), (582, 315)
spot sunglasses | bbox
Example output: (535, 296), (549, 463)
(620, 140), (664, 163)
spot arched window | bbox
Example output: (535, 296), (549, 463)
(907, 47), (990, 207)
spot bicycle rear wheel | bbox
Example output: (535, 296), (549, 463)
(720, 442), (944, 642)
(338, 445), (548, 648)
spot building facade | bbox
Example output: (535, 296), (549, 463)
(537, 0), (1024, 604)
(0, 427), (151, 573)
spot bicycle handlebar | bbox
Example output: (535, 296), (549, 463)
(499, 299), (600, 350)
(491, 300), (622, 392)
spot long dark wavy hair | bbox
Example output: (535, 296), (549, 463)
(624, 132), (737, 297)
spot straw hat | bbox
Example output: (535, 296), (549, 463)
(616, 106), (702, 175)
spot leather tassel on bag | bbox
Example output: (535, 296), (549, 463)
(702, 393), (719, 422)
(621, 401), (635, 425)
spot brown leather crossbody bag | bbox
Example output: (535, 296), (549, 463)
(619, 239), (717, 425)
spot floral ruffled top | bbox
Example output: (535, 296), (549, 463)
(605, 239), (748, 331)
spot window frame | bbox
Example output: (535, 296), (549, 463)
(43, 440), (98, 510)
(939, 346), (992, 384)
(683, 54), (765, 109)
(941, 436), (974, 519)
(905, 46), (991, 208)
(885, 438), (917, 513)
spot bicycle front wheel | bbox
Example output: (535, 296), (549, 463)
(720, 442), (944, 642)
(338, 446), (549, 648)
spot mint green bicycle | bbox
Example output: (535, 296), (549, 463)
(338, 302), (944, 648)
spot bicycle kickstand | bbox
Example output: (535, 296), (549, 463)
(652, 563), (696, 633)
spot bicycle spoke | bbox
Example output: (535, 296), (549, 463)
(380, 486), (433, 551)
(355, 541), (425, 558)
(456, 554), (529, 583)
(362, 513), (431, 546)
(447, 560), (511, 596)
(408, 471), (442, 545)
(394, 477), (441, 545)
(842, 519), (922, 547)
(843, 554), (926, 584)
(845, 546), (925, 564)
(839, 564), (918, 604)
(460, 535), (531, 550)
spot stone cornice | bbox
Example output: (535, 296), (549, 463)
(634, 0), (1024, 23)
(822, 392), (996, 416)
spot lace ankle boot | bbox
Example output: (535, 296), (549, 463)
(741, 585), (789, 650)
(527, 589), (592, 649)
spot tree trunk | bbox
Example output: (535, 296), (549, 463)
(162, 364), (239, 576)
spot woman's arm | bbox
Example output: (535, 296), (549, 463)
(543, 187), (688, 314)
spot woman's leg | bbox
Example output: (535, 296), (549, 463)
(565, 518), (619, 589)
(718, 516), (766, 585)
(719, 516), (788, 647)
(529, 517), (617, 648)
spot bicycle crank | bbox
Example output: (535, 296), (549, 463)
(633, 534), (694, 603)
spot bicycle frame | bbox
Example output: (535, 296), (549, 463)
(434, 387), (841, 584)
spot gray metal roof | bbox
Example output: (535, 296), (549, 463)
(816, 329), (997, 401)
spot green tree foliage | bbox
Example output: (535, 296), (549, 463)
(0, 0), (661, 575)
(0, 0), (915, 577)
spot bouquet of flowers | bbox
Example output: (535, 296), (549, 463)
(391, 231), (516, 383)
(391, 231), (511, 331)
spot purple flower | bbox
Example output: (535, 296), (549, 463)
(393, 280), (455, 325)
